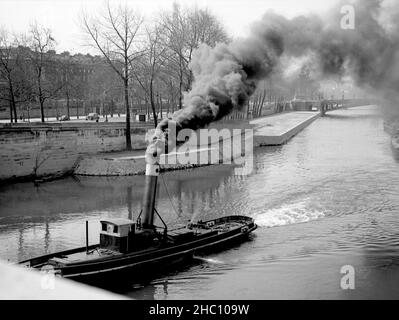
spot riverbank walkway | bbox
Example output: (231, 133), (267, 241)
(74, 111), (320, 176)
(252, 111), (319, 146)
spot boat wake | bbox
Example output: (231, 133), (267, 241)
(193, 256), (225, 264)
(252, 200), (325, 228)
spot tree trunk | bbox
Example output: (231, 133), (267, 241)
(55, 101), (59, 120)
(40, 98), (45, 122)
(159, 94), (163, 120)
(258, 89), (267, 117)
(254, 95), (260, 117)
(187, 69), (193, 91)
(13, 102), (17, 122)
(178, 55), (183, 109)
(124, 77), (132, 150)
(9, 80), (17, 122)
(145, 96), (149, 118)
(149, 79), (158, 127)
(37, 73), (45, 122)
(66, 92), (70, 118)
(9, 100), (14, 123)
(166, 98), (170, 115)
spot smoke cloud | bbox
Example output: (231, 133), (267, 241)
(155, 29), (284, 137)
(254, 0), (399, 110)
(150, 0), (399, 153)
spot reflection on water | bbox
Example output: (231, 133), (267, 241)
(1, 105), (399, 299)
(0, 165), (244, 262)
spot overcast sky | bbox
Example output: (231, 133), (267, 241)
(0, 0), (338, 54)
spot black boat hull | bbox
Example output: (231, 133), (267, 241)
(66, 223), (256, 287)
(19, 216), (257, 288)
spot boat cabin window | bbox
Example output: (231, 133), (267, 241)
(100, 220), (134, 238)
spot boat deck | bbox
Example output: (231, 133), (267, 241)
(49, 248), (122, 266)
(190, 221), (244, 233)
(42, 218), (252, 268)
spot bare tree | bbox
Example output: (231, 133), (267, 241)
(0, 29), (31, 123)
(251, 81), (268, 118)
(159, 4), (228, 109)
(184, 6), (229, 88)
(82, 1), (144, 150)
(0, 30), (18, 122)
(159, 71), (180, 114)
(57, 54), (87, 119)
(59, 56), (74, 119)
(27, 23), (61, 122)
(87, 62), (123, 116)
(159, 3), (186, 110)
(131, 24), (169, 127)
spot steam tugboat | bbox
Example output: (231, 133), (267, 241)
(18, 140), (257, 287)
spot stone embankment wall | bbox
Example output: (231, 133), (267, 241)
(74, 119), (254, 176)
(0, 122), (152, 182)
(0, 120), (251, 182)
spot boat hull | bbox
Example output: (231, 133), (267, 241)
(66, 223), (256, 287)
(19, 216), (257, 288)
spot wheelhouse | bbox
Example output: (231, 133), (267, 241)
(100, 219), (135, 253)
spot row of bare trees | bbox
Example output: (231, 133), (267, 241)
(0, 24), (91, 123)
(248, 64), (322, 118)
(1, 1), (319, 150)
(81, 2), (228, 149)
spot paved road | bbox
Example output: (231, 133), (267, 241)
(0, 114), (135, 124)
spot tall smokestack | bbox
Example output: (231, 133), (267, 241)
(141, 136), (163, 229)
(141, 165), (159, 229)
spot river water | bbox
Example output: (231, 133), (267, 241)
(1, 105), (399, 299)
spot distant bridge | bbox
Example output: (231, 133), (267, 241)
(319, 98), (379, 116)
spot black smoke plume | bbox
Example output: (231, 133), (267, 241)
(150, 29), (283, 150)
(149, 0), (399, 154)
